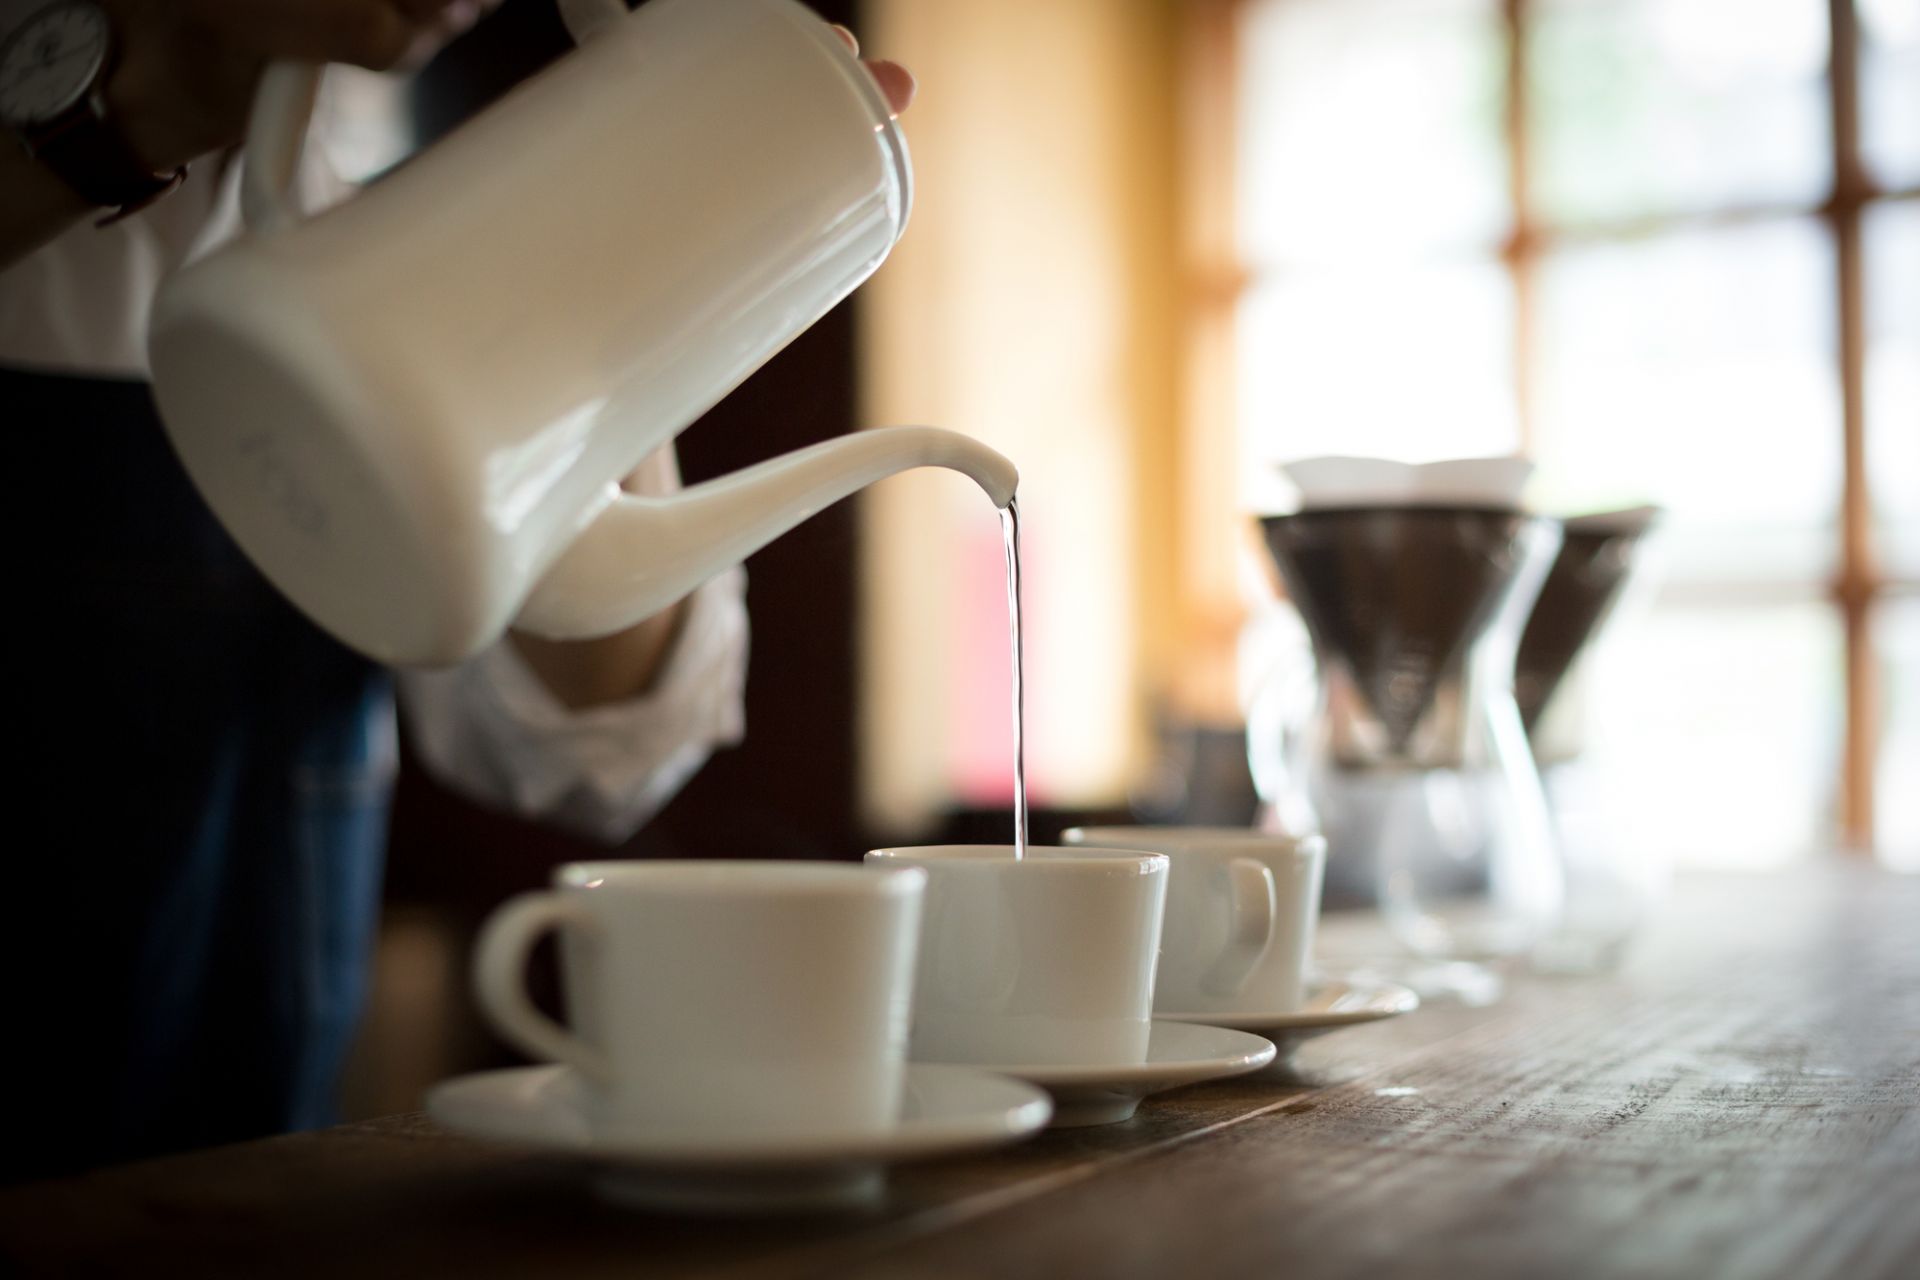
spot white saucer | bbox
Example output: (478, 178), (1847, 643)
(938, 1020), (1277, 1127)
(425, 1062), (1051, 1214)
(1158, 978), (1419, 1066)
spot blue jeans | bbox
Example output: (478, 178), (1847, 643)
(7, 365), (393, 1179)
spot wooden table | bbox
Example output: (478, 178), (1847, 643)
(4, 862), (1916, 1279)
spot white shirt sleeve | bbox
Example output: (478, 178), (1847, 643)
(396, 438), (748, 844)
(395, 564), (748, 844)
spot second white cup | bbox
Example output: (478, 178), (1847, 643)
(864, 846), (1169, 1067)
(1065, 827), (1326, 1016)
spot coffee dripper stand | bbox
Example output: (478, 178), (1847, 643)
(1251, 507), (1565, 1004)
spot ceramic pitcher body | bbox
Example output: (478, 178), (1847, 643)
(149, 0), (911, 666)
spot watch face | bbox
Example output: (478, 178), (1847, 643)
(0, 1), (108, 128)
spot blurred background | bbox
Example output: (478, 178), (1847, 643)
(329, 0), (1918, 1115)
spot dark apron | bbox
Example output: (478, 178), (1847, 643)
(6, 364), (393, 1179)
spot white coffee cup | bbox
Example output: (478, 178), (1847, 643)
(473, 860), (925, 1143)
(863, 846), (1169, 1067)
(1065, 827), (1326, 1015)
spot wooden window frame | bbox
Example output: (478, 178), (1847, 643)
(1184, 0), (1919, 855)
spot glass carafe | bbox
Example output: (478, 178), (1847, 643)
(1517, 508), (1665, 973)
(1258, 507), (1564, 961)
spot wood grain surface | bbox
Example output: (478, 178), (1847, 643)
(3, 863), (1915, 1279)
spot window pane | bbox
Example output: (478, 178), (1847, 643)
(1237, 259), (1518, 510)
(1879, 598), (1920, 870)
(1584, 601), (1842, 867)
(1532, 219), (1840, 586)
(1531, 0), (1831, 224)
(1237, 0), (1508, 266)
(1866, 201), (1920, 581)
(1860, 0), (1920, 188)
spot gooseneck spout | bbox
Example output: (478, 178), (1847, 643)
(515, 426), (1018, 640)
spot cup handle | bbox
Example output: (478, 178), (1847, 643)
(1200, 857), (1277, 997)
(472, 892), (613, 1083)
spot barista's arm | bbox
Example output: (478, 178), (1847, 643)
(0, 145), (91, 269)
(1, 0), (489, 269)
(509, 610), (690, 710)
(507, 446), (693, 709)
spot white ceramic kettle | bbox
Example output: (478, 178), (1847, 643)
(147, 0), (1015, 667)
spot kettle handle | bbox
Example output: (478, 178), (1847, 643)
(239, 63), (321, 236)
(240, 0), (630, 236)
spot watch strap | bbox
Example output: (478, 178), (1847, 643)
(29, 98), (185, 220)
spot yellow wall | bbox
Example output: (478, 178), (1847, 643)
(857, 0), (1188, 832)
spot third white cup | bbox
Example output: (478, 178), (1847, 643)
(1065, 827), (1326, 1016)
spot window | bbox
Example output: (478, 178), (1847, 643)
(1223, 0), (1918, 865)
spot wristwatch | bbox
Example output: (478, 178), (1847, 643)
(0, 0), (184, 223)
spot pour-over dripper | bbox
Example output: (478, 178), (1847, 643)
(1256, 505), (1564, 962)
(1263, 508), (1543, 757)
(1515, 506), (1663, 737)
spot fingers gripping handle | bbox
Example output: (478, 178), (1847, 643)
(555, 0), (628, 41)
(473, 892), (613, 1083)
(241, 0), (629, 234)
(1200, 857), (1277, 998)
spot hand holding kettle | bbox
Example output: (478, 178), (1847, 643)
(1, 0), (915, 269)
(93, 0), (914, 177)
